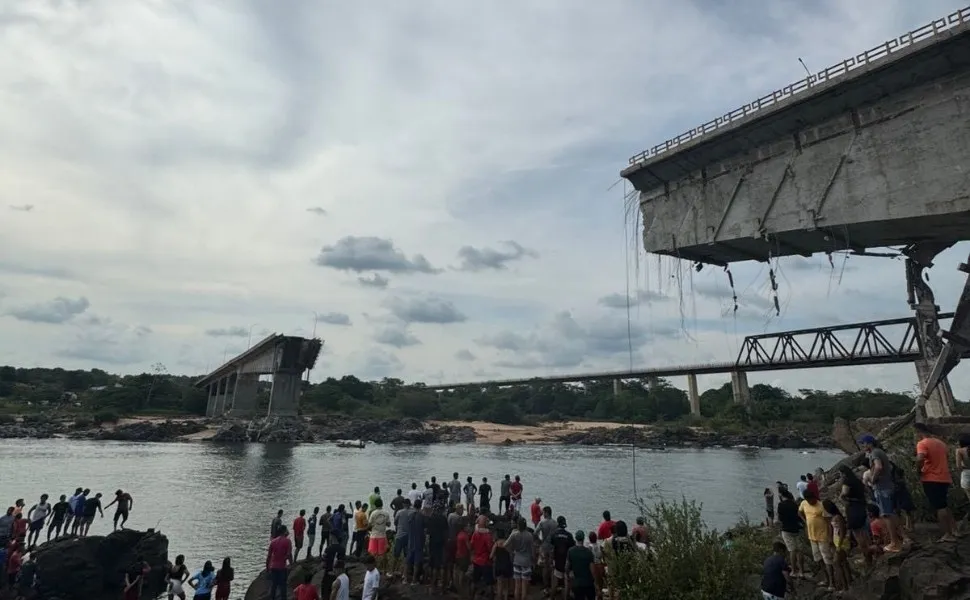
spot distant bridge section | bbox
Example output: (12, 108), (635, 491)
(427, 313), (958, 416)
(195, 334), (322, 418)
(621, 7), (970, 266)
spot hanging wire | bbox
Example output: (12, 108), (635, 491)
(621, 179), (638, 501)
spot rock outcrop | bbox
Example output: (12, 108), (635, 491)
(69, 420), (207, 442)
(31, 528), (168, 600)
(311, 417), (476, 445)
(555, 425), (830, 450)
(211, 416), (316, 443)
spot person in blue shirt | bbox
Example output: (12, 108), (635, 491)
(188, 561), (216, 600)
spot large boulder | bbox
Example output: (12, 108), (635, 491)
(31, 529), (168, 600)
(71, 420), (207, 442)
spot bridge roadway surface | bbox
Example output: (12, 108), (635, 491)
(427, 313), (958, 390)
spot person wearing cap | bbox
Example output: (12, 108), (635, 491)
(859, 434), (903, 552)
(550, 516), (575, 600)
(914, 422), (957, 542)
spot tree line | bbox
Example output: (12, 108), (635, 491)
(0, 364), (941, 426)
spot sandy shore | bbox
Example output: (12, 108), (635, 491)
(429, 420), (650, 444)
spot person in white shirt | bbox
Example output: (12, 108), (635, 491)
(330, 561), (350, 600)
(795, 475), (809, 499)
(27, 494), (52, 548)
(362, 556), (380, 600)
(407, 483), (422, 506)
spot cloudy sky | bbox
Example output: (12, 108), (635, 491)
(1, 0), (968, 397)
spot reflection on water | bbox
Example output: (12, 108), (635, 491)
(0, 439), (842, 597)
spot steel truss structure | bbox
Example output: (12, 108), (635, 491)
(736, 314), (955, 370)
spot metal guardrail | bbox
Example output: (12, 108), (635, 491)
(627, 6), (970, 166)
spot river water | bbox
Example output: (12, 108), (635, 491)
(0, 439), (842, 597)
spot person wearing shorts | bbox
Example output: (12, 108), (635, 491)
(506, 519), (533, 600)
(799, 491), (835, 590)
(915, 422), (957, 542)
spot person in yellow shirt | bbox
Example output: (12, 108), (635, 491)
(798, 491), (835, 591)
(353, 504), (370, 557)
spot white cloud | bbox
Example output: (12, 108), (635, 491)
(1, 0), (968, 398)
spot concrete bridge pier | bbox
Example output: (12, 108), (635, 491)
(647, 376), (659, 391)
(231, 371), (259, 417)
(205, 381), (219, 417)
(687, 373), (700, 416)
(612, 379), (621, 397)
(267, 371), (302, 417)
(731, 371), (750, 405)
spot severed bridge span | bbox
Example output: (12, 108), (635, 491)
(437, 7), (970, 420)
(428, 313), (963, 416)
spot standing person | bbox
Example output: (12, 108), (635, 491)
(587, 532), (605, 600)
(271, 510), (284, 540)
(0, 507), (12, 549)
(529, 498), (543, 528)
(329, 561), (350, 600)
(491, 531), (513, 600)
(188, 561), (216, 600)
(805, 474), (819, 498)
(760, 541), (792, 600)
(11, 514), (27, 547)
(505, 518), (534, 600)
(352, 504), (368, 557)
(362, 555), (380, 600)
(64, 487), (83, 537)
(392, 500), (414, 577)
(837, 465), (873, 566)
(479, 477), (492, 514)
(448, 474), (463, 510)
(408, 483), (422, 507)
(306, 508), (319, 559)
(293, 510), (307, 562)
(860, 435), (903, 552)
(367, 499), (391, 568)
(775, 490), (806, 579)
(463, 477), (478, 512)
(294, 573), (318, 600)
(824, 500), (851, 592)
(427, 507), (449, 592)
(47, 494), (70, 541)
(105, 489), (134, 531)
(406, 500), (427, 585)
(166, 555), (189, 600)
(550, 517), (575, 600)
(71, 490), (89, 535)
(763, 488), (775, 527)
(318, 506), (332, 555)
(536, 506), (557, 592)
(390, 489), (406, 518)
(798, 490), (834, 592)
(454, 521), (471, 592)
(124, 561), (148, 600)
(80, 492), (104, 537)
(26, 494), (51, 549)
(330, 506), (347, 554)
(266, 526), (293, 600)
(499, 475), (511, 515)
(566, 530), (595, 600)
(596, 511), (615, 542)
(6, 542), (22, 588)
(368, 488), (381, 516)
(915, 422), (958, 542)
(469, 515), (493, 600)
(509, 476), (523, 515)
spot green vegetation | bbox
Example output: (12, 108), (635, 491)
(0, 364), (942, 427)
(609, 493), (773, 600)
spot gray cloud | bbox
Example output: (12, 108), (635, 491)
(387, 296), (467, 324)
(317, 312), (352, 326)
(306, 207), (327, 216)
(455, 349), (476, 361)
(7, 296), (90, 324)
(315, 236), (438, 274)
(56, 316), (152, 365)
(598, 289), (669, 309)
(355, 348), (404, 381)
(374, 326), (421, 348)
(0, 261), (76, 280)
(8, 204), (33, 212)
(358, 273), (390, 289)
(457, 241), (538, 271)
(204, 326), (249, 337)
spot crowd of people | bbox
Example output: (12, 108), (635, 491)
(263, 472), (651, 600)
(758, 422), (961, 600)
(0, 488), (135, 596)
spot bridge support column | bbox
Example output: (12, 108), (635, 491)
(647, 376), (659, 391)
(213, 376), (229, 416)
(206, 382), (219, 417)
(915, 359), (955, 418)
(687, 373), (700, 416)
(731, 371), (749, 405)
(612, 379), (620, 397)
(231, 372), (259, 418)
(268, 370), (302, 417)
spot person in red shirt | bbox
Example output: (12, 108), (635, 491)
(6, 542), (22, 587)
(294, 572), (318, 600)
(596, 511), (615, 541)
(266, 526), (293, 600)
(529, 499), (542, 527)
(915, 422), (957, 541)
(509, 476), (523, 515)
(806, 473), (820, 498)
(470, 516), (494, 598)
(11, 515), (27, 546)
(453, 522), (471, 589)
(293, 510), (307, 562)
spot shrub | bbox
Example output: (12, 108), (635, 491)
(608, 492), (773, 600)
(0, 414), (15, 425)
(93, 411), (119, 426)
(21, 413), (51, 426)
(73, 416), (94, 429)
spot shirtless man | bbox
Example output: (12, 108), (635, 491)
(105, 489), (134, 530)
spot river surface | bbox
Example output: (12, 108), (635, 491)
(0, 439), (842, 597)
